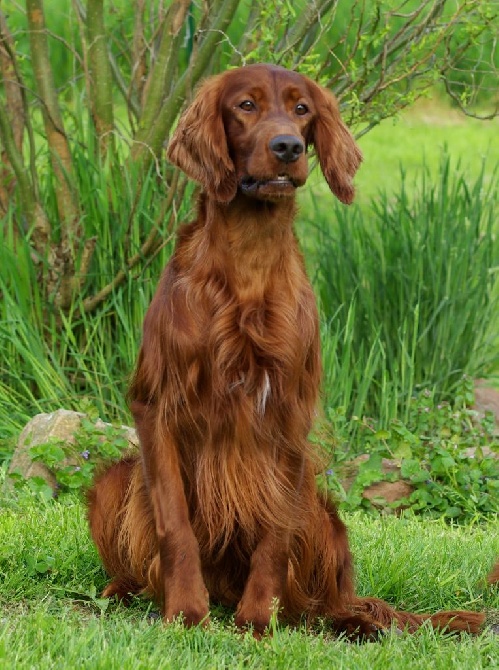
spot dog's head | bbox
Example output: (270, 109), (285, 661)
(167, 64), (362, 205)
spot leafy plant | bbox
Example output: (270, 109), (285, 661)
(9, 379), (497, 524)
(7, 473), (55, 503)
(326, 376), (499, 521)
(1, 2), (498, 444)
(13, 417), (132, 495)
(1, 0), (497, 316)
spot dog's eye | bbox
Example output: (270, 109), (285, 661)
(239, 100), (256, 112)
(295, 103), (309, 116)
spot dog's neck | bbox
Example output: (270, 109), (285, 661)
(201, 192), (300, 298)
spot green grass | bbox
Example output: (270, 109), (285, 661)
(2, 609), (499, 670)
(1, 104), (498, 492)
(302, 99), (499, 208)
(0, 485), (497, 669)
(355, 100), (499, 205)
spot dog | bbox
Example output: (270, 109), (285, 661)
(88, 64), (497, 639)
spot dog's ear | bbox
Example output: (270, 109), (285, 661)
(167, 74), (238, 203)
(306, 81), (362, 205)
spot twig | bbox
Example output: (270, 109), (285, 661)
(81, 170), (186, 315)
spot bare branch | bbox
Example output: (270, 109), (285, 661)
(0, 11), (25, 213)
(132, 0), (147, 104)
(442, 77), (498, 120)
(229, 2), (261, 64)
(0, 98), (34, 220)
(276, 0), (338, 63)
(0, 97), (51, 252)
(132, 0), (240, 167)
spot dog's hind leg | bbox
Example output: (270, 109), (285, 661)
(87, 457), (142, 602)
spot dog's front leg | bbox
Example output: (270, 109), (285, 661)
(234, 452), (306, 637)
(131, 400), (209, 626)
(235, 530), (290, 637)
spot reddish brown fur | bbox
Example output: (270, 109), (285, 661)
(489, 563), (499, 586)
(88, 64), (493, 639)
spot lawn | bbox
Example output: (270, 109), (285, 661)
(0, 489), (497, 670)
(355, 99), (498, 204)
(301, 97), (499, 209)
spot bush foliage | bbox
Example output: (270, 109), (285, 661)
(1, 0), (497, 313)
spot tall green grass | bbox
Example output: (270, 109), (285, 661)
(312, 155), (498, 436)
(0, 139), (183, 445)
(0, 155), (497, 457)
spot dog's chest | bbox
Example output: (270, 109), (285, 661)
(208, 285), (315, 410)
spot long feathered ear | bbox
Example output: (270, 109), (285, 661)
(306, 80), (362, 205)
(167, 74), (238, 203)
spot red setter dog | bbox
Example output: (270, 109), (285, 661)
(88, 64), (496, 639)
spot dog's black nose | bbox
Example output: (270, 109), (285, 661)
(269, 135), (304, 163)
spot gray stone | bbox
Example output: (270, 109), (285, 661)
(8, 409), (138, 493)
(474, 379), (499, 436)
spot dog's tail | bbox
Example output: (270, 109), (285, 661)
(354, 560), (499, 635)
(353, 597), (485, 634)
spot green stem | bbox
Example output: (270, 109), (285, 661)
(132, 0), (240, 167)
(26, 0), (79, 228)
(86, 0), (115, 154)
(136, 0), (191, 139)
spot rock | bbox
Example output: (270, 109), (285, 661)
(332, 378), (499, 512)
(337, 454), (414, 511)
(9, 378), (498, 505)
(462, 446), (498, 460)
(336, 454), (370, 492)
(8, 409), (86, 490)
(362, 479), (414, 506)
(8, 409), (138, 494)
(474, 379), (499, 436)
